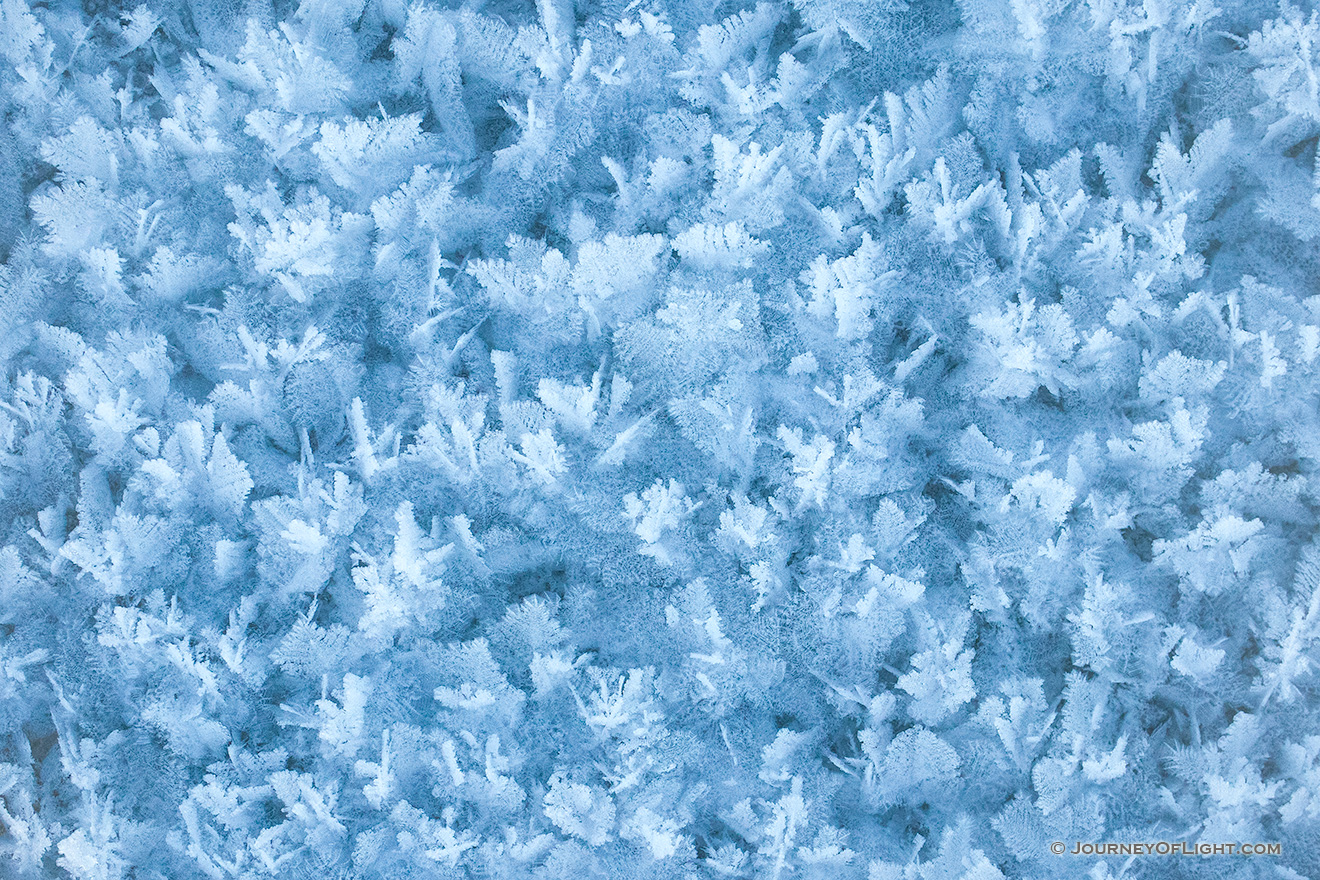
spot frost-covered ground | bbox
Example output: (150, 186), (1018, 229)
(1, 0), (1319, 878)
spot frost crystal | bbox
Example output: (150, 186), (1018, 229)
(0, 0), (1316, 878)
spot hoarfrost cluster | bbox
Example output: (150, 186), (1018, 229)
(0, 0), (1318, 878)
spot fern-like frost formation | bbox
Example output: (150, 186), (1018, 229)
(1, 0), (1319, 878)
